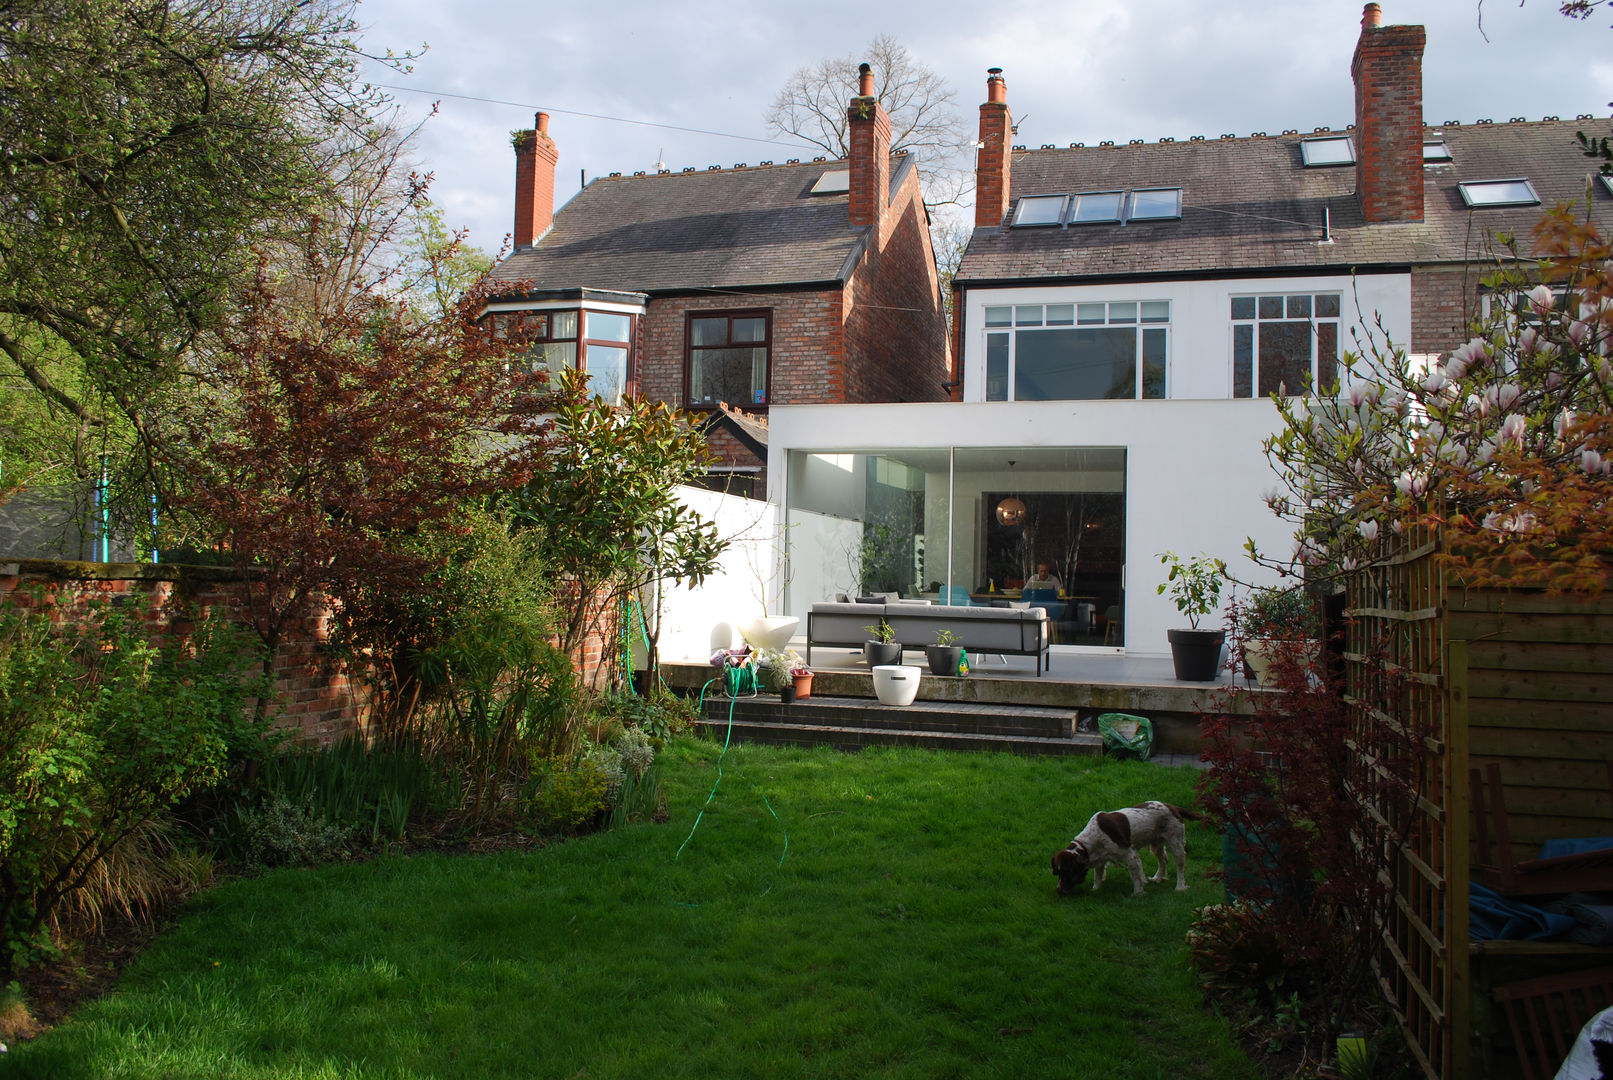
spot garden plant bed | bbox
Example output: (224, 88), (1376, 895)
(6, 740), (1252, 1079)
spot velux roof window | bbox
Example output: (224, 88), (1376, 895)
(1126, 188), (1182, 221)
(1300, 137), (1355, 166)
(1423, 142), (1453, 163)
(1069, 191), (1124, 224)
(1458, 179), (1540, 208)
(809, 169), (850, 194)
(1012, 195), (1068, 226)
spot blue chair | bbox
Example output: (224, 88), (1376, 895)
(939, 585), (975, 607)
(1020, 587), (1066, 626)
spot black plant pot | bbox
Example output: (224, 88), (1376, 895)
(864, 640), (903, 667)
(925, 644), (964, 677)
(1167, 628), (1227, 681)
(779, 685), (797, 703)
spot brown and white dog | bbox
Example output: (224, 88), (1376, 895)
(1051, 801), (1200, 896)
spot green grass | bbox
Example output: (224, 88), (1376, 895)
(5, 739), (1254, 1079)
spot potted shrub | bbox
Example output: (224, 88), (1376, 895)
(759, 647), (803, 701)
(863, 619), (901, 667)
(925, 628), (965, 676)
(1157, 551), (1228, 681)
(1240, 585), (1321, 686)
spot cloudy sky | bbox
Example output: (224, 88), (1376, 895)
(352, 0), (1613, 253)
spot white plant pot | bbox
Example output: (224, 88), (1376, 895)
(1245, 638), (1321, 686)
(737, 615), (800, 651)
(872, 664), (922, 707)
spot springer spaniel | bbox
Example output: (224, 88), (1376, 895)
(1051, 801), (1199, 896)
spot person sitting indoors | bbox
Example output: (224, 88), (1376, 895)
(1025, 562), (1062, 593)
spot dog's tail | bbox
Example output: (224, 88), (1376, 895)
(1165, 803), (1204, 823)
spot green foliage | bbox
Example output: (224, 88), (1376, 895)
(508, 367), (727, 676)
(1156, 551), (1227, 629)
(526, 757), (611, 834)
(598, 689), (696, 743)
(0, 0), (408, 532)
(864, 619), (895, 643)
(0, 597), (264, 974)
(244, 735), (441, 849)
(233, 791), (354, 869)
(933, 628), (960, 647)
(1240, 585), (1319, 640)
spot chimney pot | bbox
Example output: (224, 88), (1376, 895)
(1362, 3), (1381, 28)
(858, 62), (874, 97)
(536, 111), (550, 135)
(986, 67), (1007, 104)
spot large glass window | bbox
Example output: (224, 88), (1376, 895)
(524, 310), (578, 380)
(1230, 293), (1340, 397)
(783, 446), (1128, 648)
(981, 301), (1169, 401)
(688, 311), (770, 407)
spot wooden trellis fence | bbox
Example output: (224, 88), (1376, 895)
(1346, 526), (1613, 1079)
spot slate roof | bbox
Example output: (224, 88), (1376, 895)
(956, 118), (1613, 286)
(488, 157), (912, 296)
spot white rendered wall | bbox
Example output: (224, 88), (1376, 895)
(766, 398), (1299, 658)
(958, 272), (1413, 402)
(648, 487), (782, 663)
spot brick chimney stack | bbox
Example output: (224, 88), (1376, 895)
(847, 62), (891, 231)
(975, 68), (1012, 228)
(513, 111), (559, 248)
(1352, 3), (1425, 223)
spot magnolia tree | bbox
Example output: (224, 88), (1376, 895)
(1254, 207), (1613, 591)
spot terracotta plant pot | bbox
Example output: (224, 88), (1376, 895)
(792, 672), (814, 699)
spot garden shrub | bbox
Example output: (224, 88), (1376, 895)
(527, 757), (612, 835)
(0, 598), (263, 975)
(233, 790), (354, 868)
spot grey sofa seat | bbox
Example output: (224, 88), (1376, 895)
(805, 602), (1050, 675)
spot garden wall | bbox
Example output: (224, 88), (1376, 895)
(0, 559), (363, 744)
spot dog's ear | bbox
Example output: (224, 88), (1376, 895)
(1095, 811), (1132, 848)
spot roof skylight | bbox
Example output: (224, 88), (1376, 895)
(1301, 137), (1355, 166)
(1069, 191), (1124, 224)
(1012, 195), (1068, 226)
(1126, 188), (1182, 221)
(809, 169), (850, 194)
(1601, 175), (1613, 199)
(1458, 179), (1540, 208)
(1422, 142), (1453, 163)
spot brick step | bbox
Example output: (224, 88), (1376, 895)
(693, 715), (1102, 756)
(700, 694), (1075, 739)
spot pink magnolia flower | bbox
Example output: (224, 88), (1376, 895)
(1496, 383), (1521, 411)
(1569, 319), (1591, 347)
(1500, 414), (1527, 446)
(1555, 409), (1577, 439)
(1582, 449), (1608, 475)
(1528, 284), (1555, 317)
(1358, 519), (1380, 542)
(1518, 327), (1540, 354)
(1420, 369), (1447, 394)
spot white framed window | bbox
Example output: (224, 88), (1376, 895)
(1011, 195), (1068, 227)
(1230, 293), (1340, 397)
(1458, 179), (1540, 208)
(1300, 137), (1355, 166)
(982, 301), (1170, 402)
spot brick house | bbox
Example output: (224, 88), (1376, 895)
(761, 3), (1611, 657)
(483, 64), (951, 497)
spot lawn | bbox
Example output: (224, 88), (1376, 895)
(4, 739), (1254, 1079)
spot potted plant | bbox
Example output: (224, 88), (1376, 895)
(759, 647), (803, 701)
(790, 664), (814, 700)
(863, 619), (901, 667)
(925, 628), (965, 677)
(1240, 584), (1321, 686)
(1157, 551), (1228, 681)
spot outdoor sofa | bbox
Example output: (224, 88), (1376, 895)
(805, 599), (1051, 675)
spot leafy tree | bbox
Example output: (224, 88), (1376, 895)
(508, 368), (727, 688)
(153, 212), (549, 694)
(765, 34), (973, 210)
(0, 0), (408, 531)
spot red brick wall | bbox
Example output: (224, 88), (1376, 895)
(1352, 20), (1426, 224)
(1, 560), (621, 745)
(842, 158), (952, 404)
(0, 560), (364, 745)
(1411, 265), (1482, 356)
